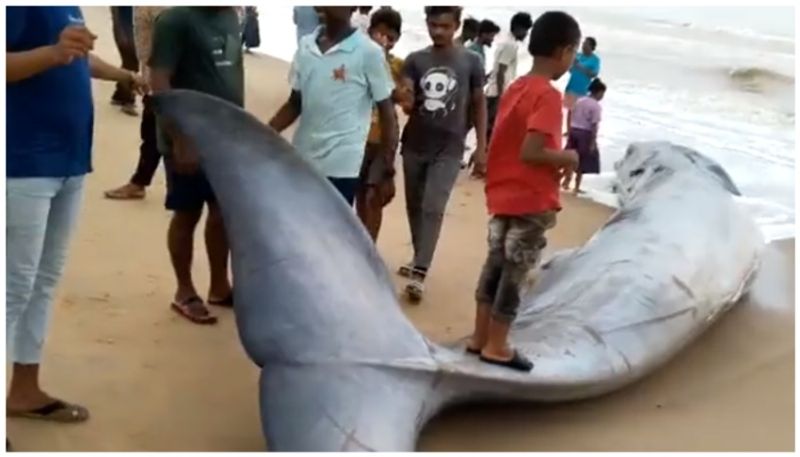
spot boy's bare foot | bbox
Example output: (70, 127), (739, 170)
(104, 183), (145, 200)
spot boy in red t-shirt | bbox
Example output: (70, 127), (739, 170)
(467, 11), (581, 372)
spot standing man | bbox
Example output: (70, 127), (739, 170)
(150, 7), (243, 324)
(466, 19), (500, 70)
(293, 6), (320, 44)
(269, 6), (398, 206)
(564, 37), (600, 134)
(110, 6), (139, 115)
(483, 12), (533, 148)
(104, 6), (168, 201)
(7, 5), (146, 423)
(397, 6), (487, 301)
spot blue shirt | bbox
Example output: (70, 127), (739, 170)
(565, 52), (601, 96)
(289, 29), (394, 178)
(6, 6), (94, 178)
(293, 7), (319, 44)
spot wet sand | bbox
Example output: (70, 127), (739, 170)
(6, 7), (794, 452)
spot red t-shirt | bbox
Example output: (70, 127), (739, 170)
(485, 75), (564, 216)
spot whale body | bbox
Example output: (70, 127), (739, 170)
(152, 90), (764, 451)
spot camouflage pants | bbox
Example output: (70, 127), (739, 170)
(474, 212), (557, 322)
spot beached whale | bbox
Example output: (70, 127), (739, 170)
(152, 90), (764, 452)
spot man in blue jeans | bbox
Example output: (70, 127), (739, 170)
(6, 6), (145, 426)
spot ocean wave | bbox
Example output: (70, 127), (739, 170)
(727, 66), (795, 94)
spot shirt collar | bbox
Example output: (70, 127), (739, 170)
(303, 27), (361, 57)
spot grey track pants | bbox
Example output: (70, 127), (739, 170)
(402, 152), (462, 271)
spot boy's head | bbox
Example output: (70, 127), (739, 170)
(368, 7), (402, 52)
(424, 6), (462, 47)
(588, 78), (606, 100)
(527, 11), (581, 80)
(317, 6), (357, 27)
(461, 17), (479, 42)
(509, 12), (533, 41)
(582, 37), (597, 55)
(477, 19), (500, 47)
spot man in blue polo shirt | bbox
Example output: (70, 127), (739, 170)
(6, 6), (145, 425)
(269, 6), (398, 205)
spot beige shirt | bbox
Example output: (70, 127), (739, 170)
(133, 6), (168, 78)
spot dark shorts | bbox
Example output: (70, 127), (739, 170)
(328, 177), (360, 206)
(164, 160), (216, 212)
(359, 143), (391, 187)
(475, 212), (557, 322)
(566, 128), (600, 174)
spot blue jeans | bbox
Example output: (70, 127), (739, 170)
(6, 176), (84, 364)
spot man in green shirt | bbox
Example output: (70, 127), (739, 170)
(467, 19), (500, 72)
(150, 6), (243, 324)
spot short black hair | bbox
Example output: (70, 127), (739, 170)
(478, 19), (500, 35)
(585, 36), (597, 50)
(462, 17), (479, 35)
(510, 12), (533, 31)
(369, 7), (402, 35)
(424, 6), (462, 23)
(589, 78), (606, 94)
(528, 11), (581, 57)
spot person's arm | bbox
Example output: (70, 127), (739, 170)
(269, 48), (303, 132)
(398, 54), (417, 115)
(520, 92), (578, 168)
(6, 7), (96, 83)
(268, 90), (302, 132)
(493, 42), (515, 95)
(364, 45), (399, 174)
(469, 54), (488, 176)
(88, 53), (134, 83)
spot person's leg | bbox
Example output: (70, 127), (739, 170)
(412, 154), (462, 271)
(105, 96), (162, 200)
(205, 198), (232, 304)
(165, 167), (216, 324)
(486, 96), (499, 144)
(482, 212), (556, 370)
(110, 7), (134, 106)
(7, 176), (89, 420)
(402, 152), (429, 267)
(574, 172), (584, 193)
(468, 216), (507, 352)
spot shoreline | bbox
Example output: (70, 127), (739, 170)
(7, 7), (794, 452)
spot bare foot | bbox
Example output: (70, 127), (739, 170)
(104, 183), (145, 200)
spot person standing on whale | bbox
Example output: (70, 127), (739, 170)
(467, 11), (580, 371)
(269, 6), (398, 206)
(150, 6), (243, 324)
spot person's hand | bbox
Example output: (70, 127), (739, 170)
(123, 72), (150, 96)
(470, 145), (487, 178)
(379, 178), (396, 206)
(51, 25), (97, 65)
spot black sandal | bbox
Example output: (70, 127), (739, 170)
(480, 350), (534, 372)
(465, 346), (481, 355)
(208, 293), (234, 308)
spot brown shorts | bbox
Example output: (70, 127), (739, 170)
(359, 143), (391, 187)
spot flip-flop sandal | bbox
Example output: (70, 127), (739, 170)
(465, 346), (481, 355)
(170, 297), (218, 325)
(104, 187), (145, 200)
(7, 399), (89, 423)
(480, 350), (534, 372)
(208, 293), (234, 308)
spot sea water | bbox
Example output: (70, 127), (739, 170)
(255, 6), (795, 242)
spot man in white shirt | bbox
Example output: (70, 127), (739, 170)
(484, 12), (532, 142)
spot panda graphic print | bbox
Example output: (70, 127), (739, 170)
(420, 66), (458, 118)
(401, 47), (484, 153)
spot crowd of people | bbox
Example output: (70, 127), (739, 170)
(5, 5), (606, 449)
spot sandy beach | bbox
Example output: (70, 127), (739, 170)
(6, 7), (794, 452)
